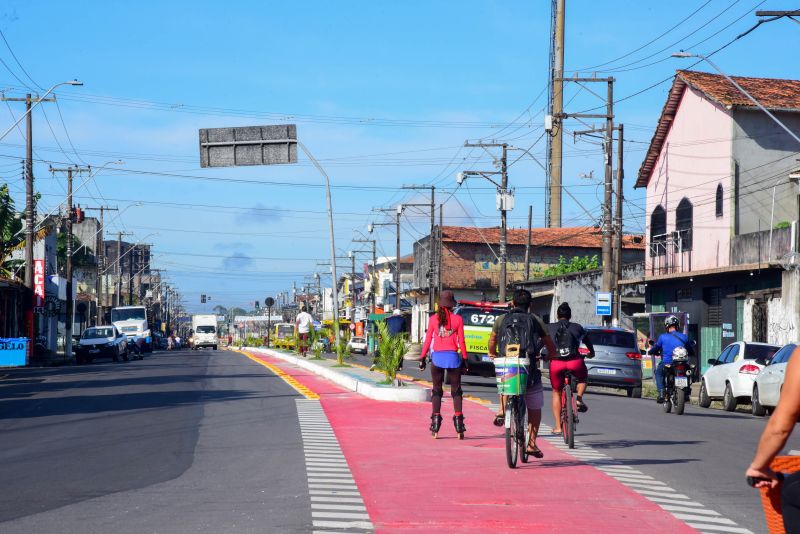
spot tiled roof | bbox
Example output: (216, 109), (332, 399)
(679, 70), (800, 110)
(636, 70), (800, 188)
(441, 226), (645, 250)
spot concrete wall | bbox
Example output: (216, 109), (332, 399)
(773, 269), (800, 345)
(73, 217), (100, 257)
(731, 227), (792, 265)
(645, 87), (733, 273)
(732, 109), (800, 235)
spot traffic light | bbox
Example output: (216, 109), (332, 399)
(200, 294), (206, 303)
(255, 300), (261, 310)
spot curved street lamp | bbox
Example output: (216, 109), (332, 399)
(0, 80), (83, 142)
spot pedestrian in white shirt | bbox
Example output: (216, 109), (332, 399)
(295, 307), (314, 357)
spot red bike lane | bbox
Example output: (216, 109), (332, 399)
(246, 351), (697, 533)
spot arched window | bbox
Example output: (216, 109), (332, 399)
(715, 184), (723, 218)
(650, 205), (666, 256)
(676, 197), (693, 251)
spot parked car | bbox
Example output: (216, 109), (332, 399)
(699, 341), (780, 411)
(752, 342), (798, 416)
(582, 327), (644, 398)
(76, 325), (129, 364)
(347, 336), (368, 355)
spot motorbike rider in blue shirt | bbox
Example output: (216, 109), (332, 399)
(651, 315), (691, 404)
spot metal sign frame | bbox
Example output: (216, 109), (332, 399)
(199, 125), (297, 168)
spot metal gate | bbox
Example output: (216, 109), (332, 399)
(752, 301), (768, 343)
(700, 326), (721, 375)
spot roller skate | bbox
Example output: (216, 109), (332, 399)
(453, 414), (466, 440)
(430, 413), (443, 438)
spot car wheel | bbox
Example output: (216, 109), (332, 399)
(699, 381), (712, 408)
(752, 385), (767, 416)
(627, 386), (642, 398)
(722, 383), (737, 412)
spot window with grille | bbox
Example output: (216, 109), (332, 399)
(650, 205), (666, 257)
(675, 197), (693, 251)
(715, 184), (723, 218)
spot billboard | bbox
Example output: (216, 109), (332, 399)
(33, 259), (45, 312)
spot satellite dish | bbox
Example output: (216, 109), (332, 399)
(780, 251), (800, 271)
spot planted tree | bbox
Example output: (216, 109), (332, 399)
(374, 320), (408, 385)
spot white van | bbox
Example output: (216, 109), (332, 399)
(111, 305), (152, 352)
(191, 315), (218, 350)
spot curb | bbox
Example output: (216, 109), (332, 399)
(245, 347), (431, 403)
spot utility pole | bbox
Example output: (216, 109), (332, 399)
(83, 206), (118, 325)
(115, 231), (133, 307)
(547, 0), (566, 227)
(559, 76), (615, 322)
(462, 142), (511, 302)
(438, 204), (443, 296)
(402, 185), (436, 310)
(612, 124), (625, 326)
(128, 246), (136, 305)
(49, 165), (89, 360)
(524, 205), (533, 280)
(2, 93), (56, 290)
(349, 251), (356, 319)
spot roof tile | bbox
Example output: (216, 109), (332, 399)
(441, 226), (645, 250)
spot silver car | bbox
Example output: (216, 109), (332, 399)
(583, 327), (644, 398)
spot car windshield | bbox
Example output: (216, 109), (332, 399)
(277, 325), (294, 338)
(111, 308), (146, 322)
(196, 326), (216, 334)
(744, 344), (780, 361)
(351, 337), (365, 343)
(585, 330), (636, 348)
(82, 327), (113, 339)
(457, 307), (507, 327)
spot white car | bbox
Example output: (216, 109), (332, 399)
(699, 341), (780, 411)
(347, 336), (368, 355)
(752, 343), (798, 416)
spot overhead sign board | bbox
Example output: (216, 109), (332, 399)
(199, 124), (297, 167)
(595, 292), (612, 316)
(33, 259), (45, 312)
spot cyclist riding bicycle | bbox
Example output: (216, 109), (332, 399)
(546, 302), (594, 434)
(488, 289), (557, 458)
(651, 315), (692, 404)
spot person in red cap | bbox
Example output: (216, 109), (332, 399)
(419, 290), (468, 438)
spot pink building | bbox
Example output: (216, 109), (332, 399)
(636, 70), (800, 365)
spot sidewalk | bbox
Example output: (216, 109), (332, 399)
(243, 349), (698, 533)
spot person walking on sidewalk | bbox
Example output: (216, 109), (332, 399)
(295, 306), (314, 357)
(546, 302), (595, 434)
(488, 289), (556, 458)
(418, 290), (468, 438)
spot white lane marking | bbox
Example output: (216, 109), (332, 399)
(632, 489), (691, 499)
(647, 496), (706, 507)
(313, 521), (374, 530)
(311, 496), (367, 504)
(673, 515), (738, 526)
(312, 511), (371, 520)
(683, 524), (753, 534)
(296, 399), (373, 532)
(604, 473), (655, 481)
(311, 504), (368, 512)
(618, 480), (670, 489)
(659, 505), (721, 516)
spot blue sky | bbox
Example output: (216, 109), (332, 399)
(0, 0), (797, 312)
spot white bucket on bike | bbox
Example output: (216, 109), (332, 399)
(494, 357), (530, 395)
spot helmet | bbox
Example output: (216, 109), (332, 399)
(672, 346), (688, 361)
(664, 315), (680, 330)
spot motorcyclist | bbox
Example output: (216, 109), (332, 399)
(650, 315), (692, 404)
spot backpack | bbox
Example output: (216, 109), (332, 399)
(498, 311), (537, 358)
(554, 320), (579, 358)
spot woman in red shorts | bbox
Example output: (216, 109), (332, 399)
(546, 302), (594, 434)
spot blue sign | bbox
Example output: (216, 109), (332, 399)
(0, 338), (28, 367)
(595, 292), (612, 316)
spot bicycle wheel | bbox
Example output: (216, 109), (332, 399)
(563, 383), (575, 449)
(505, 396), (519, 468)
(518, 396), (530, 463)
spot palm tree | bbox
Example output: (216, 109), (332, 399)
(0, 184), (23, 280)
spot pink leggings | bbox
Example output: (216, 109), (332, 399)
(548, 358), (588, 392)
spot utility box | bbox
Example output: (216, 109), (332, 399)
(496, 192), (515, 211)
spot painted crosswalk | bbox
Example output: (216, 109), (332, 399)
(296, 399), (374, 533)
(484, 402), (752, 533)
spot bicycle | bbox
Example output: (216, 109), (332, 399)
(560, 370), (579, 449)
(495, 356), (531, 469)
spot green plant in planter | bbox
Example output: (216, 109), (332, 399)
(309, 327), (326, 359)
(374, 320), (408, 385)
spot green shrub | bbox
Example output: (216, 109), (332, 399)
(374, 320), (408, 384)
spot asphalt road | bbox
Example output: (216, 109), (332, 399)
(0, 349), (311, 533)
(342, 351), (800, 534)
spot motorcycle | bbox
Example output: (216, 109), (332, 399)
(663, 346), (694, 415)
